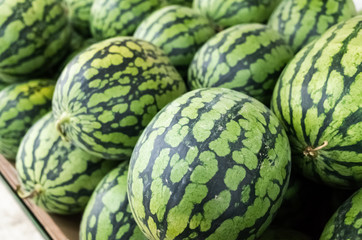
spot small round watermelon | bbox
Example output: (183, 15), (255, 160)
(270, 15), (362, 189)
(193, 0), (281, 29)
(80, 161), (146, 240)
(320, 188), (362, 240)
(0, 79), (54, 160)
(52, 36), (186, 160)
(188, 24), (293, 105)
(16, 113), (118, 215)
(134, 5), (215, 77)
(0, 0), (72, 76)
(90, 0), (162, 40)
(128, 88), (291, 240)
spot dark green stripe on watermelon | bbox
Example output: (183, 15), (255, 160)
(90, 0), (162, 40)
(16, 113), (118, 215)
(166, 0), (192, 7)
(188, 24), (293, 105)
(0, 82), (8, 91)
(52, 36), (186, 160)
(320, 188), (362, 240)
(270, 15), (362, 188)
(0, 79), (54, 160)
(80, 161), (146, 240)
(128, 88), (291, 240)
(193, 0), (281, 29)
(268, 0), (356, 53)
(65, 0), (94, 37)
(0, 0), (72, 76)
(134, 5), (215, 78)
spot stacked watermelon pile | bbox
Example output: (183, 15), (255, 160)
(0, 0), (361, 239)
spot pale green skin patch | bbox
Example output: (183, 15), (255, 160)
(0, 0), (72, 75)
(80, 162), (147, 240)
(128, 88), (291, 240)
(16, 113), (118, 214)
(320, 188), (362, 240)
(0, 79), (54, 160)
(271, 15), (362, 188)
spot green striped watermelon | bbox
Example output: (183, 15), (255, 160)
(193, 0), (281, 29)
(52, 36), (186, 160)
(188, 24), (294, 105)
(128, 88), (291, 240)
(16, 113), (118, 215)
(268, 0), (356, 53)
(80, 161), (146, 240)
(0, 79), (54, 160)
(320, 188), (362, 240)
(0, 0), (72, 76)
(134, 5), (215, 77)
(270, 15), (362, 189)
(134, 5), (215, 75)
(65, 0), (94, 37)
(0, 72), (25, 84)
(90, 0), (162, 40)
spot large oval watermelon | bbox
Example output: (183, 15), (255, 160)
(0, 79), (54, 160)
(320, 188), (362, 240)
(193, 0), (281, 29)
(90, 0), (162, 40)
(0, 0), (72, 76)
(268, 0), (356, 53)
(134, 5), (215, 77)
(270, 15), (362, 188)
(52, 36), (186, 160)
(128, 88), (291, 240)
(80, 161), (146, 240)
(188, 24), (294, 105)
(16, 113), (118, 215)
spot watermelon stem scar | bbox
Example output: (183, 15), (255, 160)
(16, 184), (43, 199)
(303, 141), (329, 158)
(56, 113), (70, 141)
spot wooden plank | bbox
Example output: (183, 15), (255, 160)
(0, 155), (80, 240)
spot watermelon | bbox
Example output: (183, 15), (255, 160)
(268, 0), (356, 53)
(193, 0), (281, 29)
(128, 88), (291, 240)
(134, 5), (216, 77)
(188, 24), (294, 105)
(16, 113), (118, 215)
(80, 161), (146, 240)
(65, 0), (94, 37)
(270, 16), (362, 188)
(52, 36), (186, 160)
(90, 0), (163, 40)
(0, 0), (72, 76)
(0, 72), (25, 84)
(320, 188), (362, 240)
(0, 79), (54, 160)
